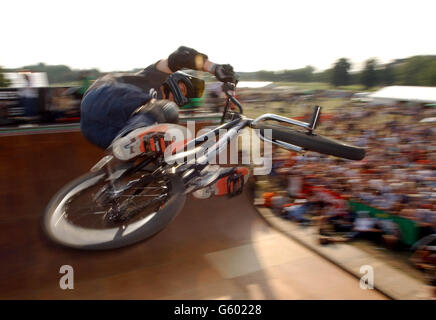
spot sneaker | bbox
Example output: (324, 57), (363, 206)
(142, 132), (172, 156)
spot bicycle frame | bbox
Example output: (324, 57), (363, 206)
(93, 83), (324, 210)
(42, 79), (366, 250)
(164, 84), (323, 194)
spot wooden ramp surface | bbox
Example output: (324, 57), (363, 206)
(0, 130), (385, 299)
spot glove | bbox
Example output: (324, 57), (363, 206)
(214, 64), (237, 83)
(167, 46), (208, 72)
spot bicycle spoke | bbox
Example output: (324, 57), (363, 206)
(63, 169), (170, 229)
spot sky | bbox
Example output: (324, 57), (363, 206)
(2, 0), (435, 72)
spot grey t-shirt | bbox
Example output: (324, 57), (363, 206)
(85, 62), (169, 99)
(80, 63), (170, 149)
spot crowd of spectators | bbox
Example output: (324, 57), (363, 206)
(299, 103), (435, 229)
(256, 100), (436, 284)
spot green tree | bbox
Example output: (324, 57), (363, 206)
(382, 63), (395, 86)
(419, 60), (436, 86)
(299, 65), (315, 82)
(395, 56), (436, 86)
(256, 70), (274, 81)
(331, 58), (351, 87)
(0, 66), (10, 87)
(361, 58), (378, 89)
(313, 68), (332, 83)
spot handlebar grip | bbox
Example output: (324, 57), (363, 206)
(221, 82), (236, 92)
(308, 105), (321, 131)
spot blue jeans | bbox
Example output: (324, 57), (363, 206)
(80, 82), (153, 149)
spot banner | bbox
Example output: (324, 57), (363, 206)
(348, 201), (419, 246)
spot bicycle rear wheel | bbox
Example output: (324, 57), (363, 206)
(42, 170), (185, 250)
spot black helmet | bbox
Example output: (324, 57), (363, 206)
(163, 71), (205, 106)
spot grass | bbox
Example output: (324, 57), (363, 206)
(51, 81), (82, 87)
(273, 82), (381, 92)
(273, 82), (330, 90)
(243, 98), (349, 120)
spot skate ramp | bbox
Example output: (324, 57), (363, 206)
(0, 128), (385, 299)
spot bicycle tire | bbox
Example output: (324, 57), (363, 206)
(42, 171), (186, 250)
(254, 123), (365, 160)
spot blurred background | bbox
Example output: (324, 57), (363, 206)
(0, 0), (435, 300)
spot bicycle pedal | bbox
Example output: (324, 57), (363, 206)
(227, 173), (244, 198)
(142, 133), (171, 155)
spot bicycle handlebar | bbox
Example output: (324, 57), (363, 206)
(221, 82), (243, 116)
(218, 81), (366, 161)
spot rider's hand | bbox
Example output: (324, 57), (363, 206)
(167, 46), (208, 72)
(214, 64), (237, 83)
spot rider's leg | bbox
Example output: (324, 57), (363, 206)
(80, 82), (152, 149)
(116, 99), (179, 137)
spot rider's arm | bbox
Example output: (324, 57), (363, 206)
(155, 56), (218, 75)
(154, 46), (236, 82)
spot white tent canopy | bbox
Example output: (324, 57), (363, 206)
(236, 81), (273, 89)
(369, 86), (436, 105)
(4, 72), (49, 88)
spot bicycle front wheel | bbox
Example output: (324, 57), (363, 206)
(254, 123), (365, 160)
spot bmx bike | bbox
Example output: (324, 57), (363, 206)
(42, 82), (365, 250)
